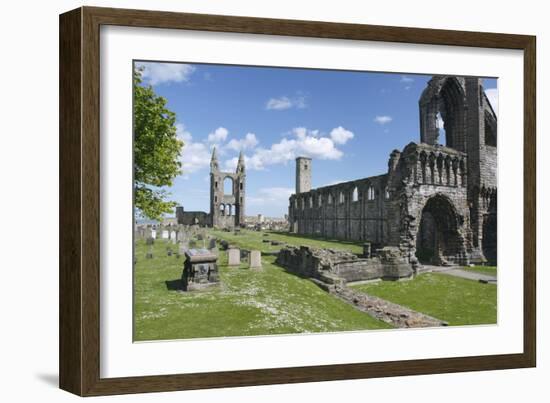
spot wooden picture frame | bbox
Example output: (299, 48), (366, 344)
(59, 6), (536, 396)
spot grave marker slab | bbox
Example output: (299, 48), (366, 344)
(227, 248), (241, 266)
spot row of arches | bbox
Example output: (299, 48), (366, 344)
(219, 203), (238, 216)
(417, 151), (467, 187)
(293, 184), (390, 211)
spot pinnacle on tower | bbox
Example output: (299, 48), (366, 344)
(210, 147), (219, 171)
(237, 150), (245, 172)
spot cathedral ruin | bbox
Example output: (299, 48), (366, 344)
(176, 148), (246, 228)
(288, 76), (497, 266)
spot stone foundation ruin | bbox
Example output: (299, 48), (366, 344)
(276, 245), (413, 284)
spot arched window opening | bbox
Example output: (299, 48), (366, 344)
(339, 192), (345, 204)
(318, 195), (322, 207)
(385, 188), (390, 199)
(367, 186), (375, 201)
(352, 187), (359, 202)
(328, 194), (333, 205)
(220, 204), (225, 216)
(436, 111), (446, 146)
(224, 177), (234, 195)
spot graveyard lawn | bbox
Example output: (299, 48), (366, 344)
(134, 238), (391, 341)
(209, 229), (364, 255)
(350, 273), (497, 326)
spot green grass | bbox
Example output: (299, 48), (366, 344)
(210, 229), (364, 255)
(462, 265), (497, 277)
(134, 237), (390, 341)
(350, 273), (497, 326)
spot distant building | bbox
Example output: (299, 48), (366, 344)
(175, 148), (246, 228)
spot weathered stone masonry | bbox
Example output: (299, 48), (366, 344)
(288, 76), (498, 266)
(176, 148), (246, 229)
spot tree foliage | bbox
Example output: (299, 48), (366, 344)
(134, 66), (183, 220)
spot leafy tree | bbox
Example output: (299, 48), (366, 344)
(134, 66), (183, 220)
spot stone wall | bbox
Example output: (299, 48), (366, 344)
(288, 76), (498, 265)
(275, 245), (413, 283)
(176, 208), (210, 226)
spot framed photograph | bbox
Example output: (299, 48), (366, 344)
(59, 6), (536, 396)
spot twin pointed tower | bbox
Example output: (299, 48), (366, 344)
(210, 147), (246, 228)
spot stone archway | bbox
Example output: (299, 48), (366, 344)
(415, 195), (465, 265)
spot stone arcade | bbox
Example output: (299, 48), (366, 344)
(288, 76), (497, 267)
(175, 148), (246, 229)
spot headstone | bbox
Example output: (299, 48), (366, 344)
(170, 231), (177, 242)
(145, 236), (155, 245)
(162, 230), (169, 239)
(151, 229), (157, 239)
(208, 238), (217, 249)
(177, 230), (186, 243)
(249, 250), (262, 269)
(145, 227), (153, 239)
(227, 248), (241, 266)
(189, 239), (198, 249)
(182, 249), (219, 291)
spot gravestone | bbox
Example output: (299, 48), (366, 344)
(151, 229), (157, 239)
(227, 248), (241, 266)
(249, 250), (262, 269)
(177, 230), (186, 243)
(145, 238), (154, 259)
(189, 239), (198, 249)
(208, 238), (217, 250)
(162, 230), (169, 239)
(182, 249), (219, 291)
(170, 231), (177, 242)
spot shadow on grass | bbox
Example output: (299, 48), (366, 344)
(165, 279), (183, 291)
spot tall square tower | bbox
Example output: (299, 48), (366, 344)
(295, 157), (312, 194)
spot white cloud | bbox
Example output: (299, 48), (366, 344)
(137, 62), (196, 86)
(436, 113), (445, 130)
(176, 123), (192, 143)
(485, 88), (499, 116)
(374, 115), (393, 125)
(225, 126), (347, 171)
(226, 132), (259, 151)
(248, 187), (295, 206)
(400, 75), (414, 83)
(207, 127), (229, 144)
(266, 95), (307, 110)
(177, 122), (212, 174)
(330, 126), (354, 144)
(180, 141), (211, 175)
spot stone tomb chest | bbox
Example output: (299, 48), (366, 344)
(182, 249), (219, 291)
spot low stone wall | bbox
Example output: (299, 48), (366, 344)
(327, 283), (447, 328)
(275, 245), (412, 283)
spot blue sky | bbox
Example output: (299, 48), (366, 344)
(136, 61), (497, 217)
